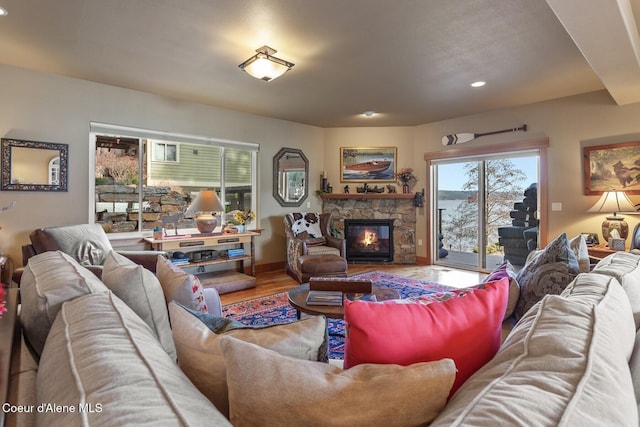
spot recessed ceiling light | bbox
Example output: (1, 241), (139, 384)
(0, 7), (8, 16)
(471, 81), (486, 88)
(363, 111), (375, 117)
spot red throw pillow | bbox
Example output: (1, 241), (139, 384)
(344, 277), (509, 395)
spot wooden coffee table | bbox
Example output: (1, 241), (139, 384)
(288, 283), (399, 319)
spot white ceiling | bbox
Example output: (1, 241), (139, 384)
(0, 0), (639, 127)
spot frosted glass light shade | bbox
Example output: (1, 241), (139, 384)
(239, 46), (294, 82)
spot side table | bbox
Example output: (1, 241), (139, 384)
(587, 245), (617, 261)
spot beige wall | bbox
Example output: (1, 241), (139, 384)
(1, 60), (639, 270)
(325, 91), (640, 261)
(0, 63), (324, 266)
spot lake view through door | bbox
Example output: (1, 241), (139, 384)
(433, 153), (539, 270)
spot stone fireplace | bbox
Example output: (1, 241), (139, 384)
(321, 193), (416, 264)
(344, 219), (394, 262)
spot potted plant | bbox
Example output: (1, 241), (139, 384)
(396, 168), (417, 194)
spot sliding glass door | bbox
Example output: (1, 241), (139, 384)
(433, 152), (539, 270)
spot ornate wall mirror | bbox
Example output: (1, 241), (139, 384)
(1, 138), (69, 191)
(273, 147), (308, 207)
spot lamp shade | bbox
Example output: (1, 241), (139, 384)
(587, 190), (636, 214)
(186, 190), (224, 233)
(588, 190), (636, 241)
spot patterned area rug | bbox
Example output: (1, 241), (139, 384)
(222, 271), (454, 359)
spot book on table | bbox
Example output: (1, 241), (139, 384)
(306, 290), (344, 306)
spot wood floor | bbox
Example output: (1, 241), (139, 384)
(220, 264), (488, 305)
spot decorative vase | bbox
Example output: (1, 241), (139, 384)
(237, 224), (246, 233)
(402, 184), (410, 194)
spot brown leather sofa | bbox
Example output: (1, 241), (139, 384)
(14, 223), (165, 284)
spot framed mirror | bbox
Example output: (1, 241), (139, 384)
(273, 147), (308, 207)
(1, 138), (69, 191)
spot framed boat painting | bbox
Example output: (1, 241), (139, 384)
(340, 147), (397, 183)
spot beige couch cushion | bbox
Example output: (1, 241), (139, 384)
(36, 292), (230, 426)
(221, 336), (456, 427)
(168, 302), (327, 418)
(431, 272), (638, 426)
(102, 250), (176, 361)
(20, 250), (109, 357)
(629, 329), (640, 416)
(591, 251), (640, 329)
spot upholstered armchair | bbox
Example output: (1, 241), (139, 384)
(15, 223), (166, 284)
(284, 212), (346, 282)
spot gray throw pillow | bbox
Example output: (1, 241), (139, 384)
(514, 233), (580, 319)
(102, 251), (176, 361)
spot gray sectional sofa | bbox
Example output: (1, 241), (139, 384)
(5, 248), (640, 426)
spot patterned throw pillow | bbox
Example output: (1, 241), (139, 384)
(156, 256), (208, 313)
(514, 232), (580, 320)
(288, 212), (323, 238)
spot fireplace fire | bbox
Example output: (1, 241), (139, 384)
(344, 219), (394, 262)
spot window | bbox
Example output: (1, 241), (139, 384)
(48, 157), (60, 185)
(90, 123), (258, 235)
(153, 142), (178, 162)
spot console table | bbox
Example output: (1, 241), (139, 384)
(144, 231), (259, 277)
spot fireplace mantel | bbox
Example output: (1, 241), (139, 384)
(319, 193), (414, 200)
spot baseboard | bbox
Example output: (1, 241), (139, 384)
(415, 256), (430, 265)
(253, 261), (286, 274)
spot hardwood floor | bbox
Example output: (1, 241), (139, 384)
(220, 264), (488, 305)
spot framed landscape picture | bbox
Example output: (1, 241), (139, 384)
(583, 141), (640, 195)
(340, 147), (397, 183)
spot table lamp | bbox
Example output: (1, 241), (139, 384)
(186, 189), (223, 233)
(587, 190), (636, 242)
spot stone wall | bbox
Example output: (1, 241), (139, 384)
(321, 195), (416, 264)
(96, 185), (195, 233)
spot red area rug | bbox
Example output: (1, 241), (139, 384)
(222, 271), (454, 359)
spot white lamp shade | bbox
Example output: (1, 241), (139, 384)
(185, 189), (224, 233)
(587, 190), (636, 214)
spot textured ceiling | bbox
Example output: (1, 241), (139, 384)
(0, 0), (638, 127)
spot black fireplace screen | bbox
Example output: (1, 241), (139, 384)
(344, 219), (394, 262)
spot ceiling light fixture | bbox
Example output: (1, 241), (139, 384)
(364, 111), (375, 117)
(471, 81), (486, 87)
(0, 7), (7, 16)
(239, 45), (294, 82)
